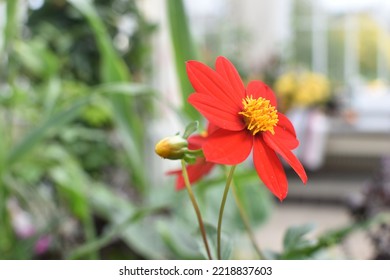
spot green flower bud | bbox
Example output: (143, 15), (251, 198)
(155, 135), (188, 160)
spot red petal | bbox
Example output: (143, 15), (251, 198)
(278, 113), (297, 137)
(203, 129), (253, 165)
(167, 159), (215, 190)
(215, 56), (245, 99)
(186, 60), (242, 110)
(188, 134), (206, 150)
(273, 113), (299, 150)
(263, 133), (308, 184)
(166, 169), (183, 189)
(273, 126), (299, 150)
(246, 81), (277, 107)
(253, 137), (288, 201)
(188, 93), (245, 131)
(207, 122), (219, 135)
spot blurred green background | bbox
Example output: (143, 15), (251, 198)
(1, 0), (389, 260)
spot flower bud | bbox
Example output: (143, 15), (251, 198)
(155, 135), (188, 160)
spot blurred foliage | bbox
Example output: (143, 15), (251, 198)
(167, 0), (200, 121)
(1, 0), (158, 259)
(0, 0), (274, 260)
(0, 0), (375, 261)
(27, 0), (156, 84)
(269, 213), (389, 260)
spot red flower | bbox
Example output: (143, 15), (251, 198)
(167, 124), (217, 191)
(186, 56), (307, 201)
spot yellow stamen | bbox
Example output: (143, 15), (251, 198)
(239, 96), (278, 135)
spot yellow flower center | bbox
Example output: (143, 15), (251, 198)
(239, 96), (278, 135)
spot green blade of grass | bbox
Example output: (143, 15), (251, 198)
(7, 98), (89, 166)
(0, 0), (21, 254)
(67, 0), (130, 82)
(67, 206), (166, 259)
(94, 82), (154, 97)
(48, 145), (100, 259)
(167, 0), (200, 121)
(4, 0), (19, 52)
(68, 0), (148, 192)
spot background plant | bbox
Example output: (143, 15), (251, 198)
(0, 0), (383, 260)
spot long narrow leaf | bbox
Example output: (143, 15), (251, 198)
(48, 146), (99, 259)
(68, 0), (148, 191)
(7, 98), (89, 166)
(67, 0), (130, 82)
(167, 0), (200, 121)
(94, 82), (154, 97)
(67, 206), (167, 259)
(4, 0), (19, 52)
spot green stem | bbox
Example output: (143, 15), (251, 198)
(181, 160), (212, 260)
(231, 181), (266, 259)
(82, 210), (98, 260)
(2, 0), (23, 254)
(0, 180), (12, 255)
(217, 165), (236, 260)
(81, 183), (98, 260)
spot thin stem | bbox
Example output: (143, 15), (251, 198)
(217, 165), (236, 260)
(0, 180), (12, 253)
(82, 210), (98, 260)
(181, 160), (212, 260)
(231, 181), (266, 259)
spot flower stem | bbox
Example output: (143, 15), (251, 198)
(231, 181), (266, 259)
(217, 165), (236, 260)
(181, 160), (212, 260)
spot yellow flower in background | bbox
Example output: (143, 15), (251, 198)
(274, 71), (331, 110)
(367, 79), (387, 90)
(274, 72), (297, 98)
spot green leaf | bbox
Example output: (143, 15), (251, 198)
(94, 82), (154, 97)
(68, 0), (148, 192)
(46, 145), (98, 259)
(7, 98), (89, 166)
(183, 121), (199, 139)
(283, 223), (315, 253)
(278, 214), (390, 260)
(167, 0), (200, 121)
(87, 182), (171, 260)
(232, 179), (273, 230)
(158, 219), (203, 260)
(47, 146), (91, 221)
(4, 0), (19, 51)
(197, 168), (261, 192)
(195, 167), (273, 234)
(67, 0), (130, 82)
(68, 206), (167, 259)
(13, 40), (59, 79)
(200, 223), (232, 260)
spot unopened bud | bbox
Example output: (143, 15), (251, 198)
(155, 135), (188, 160)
